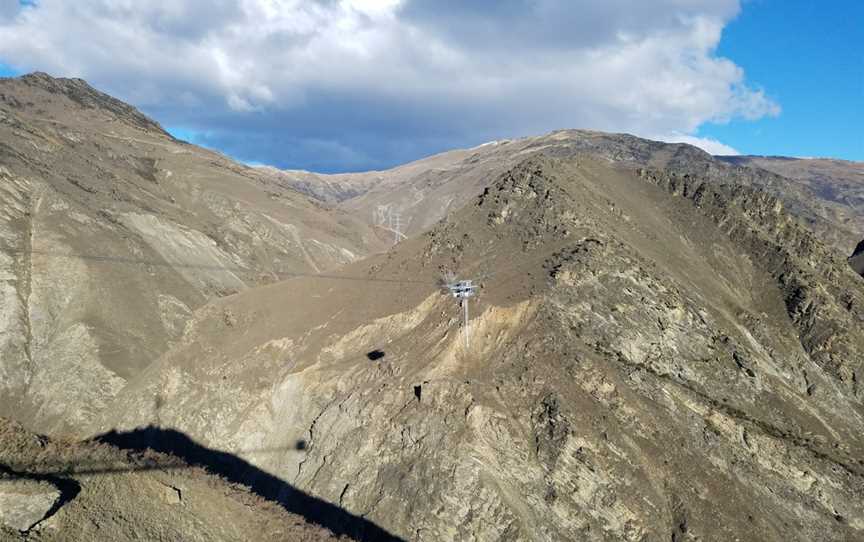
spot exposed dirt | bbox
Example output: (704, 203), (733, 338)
(0, 417), (345, 541)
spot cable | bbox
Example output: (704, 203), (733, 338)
(11, 249), (433, 285)
(11, 239), (559, 289)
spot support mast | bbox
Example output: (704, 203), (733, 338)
(447, 279), (477, 350)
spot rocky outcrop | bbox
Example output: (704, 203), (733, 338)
(720, 156), (864, 254)
(0, 477), (61, 533)
(638, 168), (864, 398)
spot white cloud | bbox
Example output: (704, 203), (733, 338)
(0, 0), (775, 170)
(656, 134), (740, 155)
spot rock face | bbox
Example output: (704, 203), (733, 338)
(0, 73), (387, 434)
(0, 477), (61, 532)
(95, 156), (864, 541)
(720, 156), (864, 254)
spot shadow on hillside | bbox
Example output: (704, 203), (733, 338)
(366, 349), (386, 361)
(93, 426), (404, 542)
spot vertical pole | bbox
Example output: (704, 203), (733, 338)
(393, 213), (401, 245)
(463, 298), (470, 349)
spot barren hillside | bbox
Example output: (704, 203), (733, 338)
(0, 73), (387, 434)
(720, 156), (864, 254)
(264, 132), (864, 255)
(2, 74), (864, 541)
(96, 156), (864, 540)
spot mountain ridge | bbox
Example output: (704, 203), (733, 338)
(92, 154), (864, 540)
(0, 72), (388, 435)
(262, 130), (864, 257)
(1, 72), (864, 540)
(4, 71), (168, 135)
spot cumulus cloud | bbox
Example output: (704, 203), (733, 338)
(0, 0), (778, 171)
(656, 134), (740, 155)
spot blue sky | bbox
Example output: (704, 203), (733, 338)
(0, 61), (16, 78)
(0, 0), (860, 170)
(699, 0), (864, 160)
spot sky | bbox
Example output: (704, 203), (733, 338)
(0, 0), (860, 172)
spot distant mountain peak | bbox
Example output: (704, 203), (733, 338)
(13, 71), (167, 135)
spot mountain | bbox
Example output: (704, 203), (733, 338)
(0, 72), (388, 435)
(94, 156), (864, 540)
(718, 156), (864, 254)
(2, 73), (864, 541)
(265, 132), (864, 258)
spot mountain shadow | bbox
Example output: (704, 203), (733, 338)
(94, 426), (403, 542)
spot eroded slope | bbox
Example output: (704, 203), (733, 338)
(0, 73), (387, 434)
(719, 156), (864, 254)
(95, 157), (864, 541)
